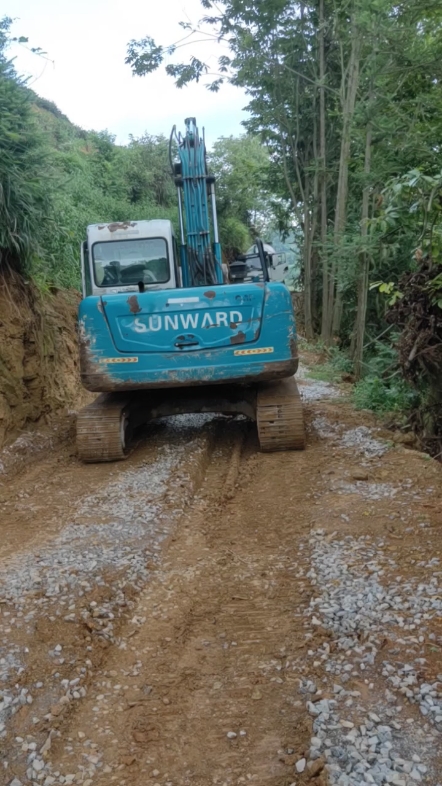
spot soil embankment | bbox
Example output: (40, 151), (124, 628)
(0, 273), (82, 450)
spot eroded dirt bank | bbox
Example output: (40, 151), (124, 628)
(0, 273), (82, 453)
(0, 363), (441, 786)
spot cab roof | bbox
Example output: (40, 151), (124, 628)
(87, 219), (173, 236)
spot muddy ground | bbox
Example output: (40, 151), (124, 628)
(0, 358), (441, 786)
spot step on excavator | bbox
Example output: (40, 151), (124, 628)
(76, 118), (305, 462)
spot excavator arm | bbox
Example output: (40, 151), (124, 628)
(171, 118), (223, 287)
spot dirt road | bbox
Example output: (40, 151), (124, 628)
(1, 359), (442, 786)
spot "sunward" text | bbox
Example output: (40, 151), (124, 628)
(132, 311), (243, 333)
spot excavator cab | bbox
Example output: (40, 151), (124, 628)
(82, 220), (179, 297)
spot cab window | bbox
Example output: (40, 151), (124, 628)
(92, 238), (170, 287)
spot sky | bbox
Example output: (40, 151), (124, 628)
(8, 0), (248, 146)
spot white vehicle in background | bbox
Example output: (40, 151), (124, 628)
(245, 242), (289, 283)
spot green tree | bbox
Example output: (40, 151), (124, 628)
(209, 134), (271, 259)
(125, 133), (176, 208)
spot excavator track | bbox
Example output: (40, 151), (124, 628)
(76, 394), (133, 463)
(256, 378), (305, 452)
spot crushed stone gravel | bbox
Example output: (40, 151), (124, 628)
(301, 528), (442, 785)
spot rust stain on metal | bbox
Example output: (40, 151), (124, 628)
(230, 321), (238, 329)
(107, 221), (137, 233)
(80, 354), (298, 392)
(204, 290), (216, 299)
(290, 337), (298, 358)
(262, 359), (298, 378)
(79, 336), (115, 392)
(127, 295), (142, 314)
(230, 331), (246, 345)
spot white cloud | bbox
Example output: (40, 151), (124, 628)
(9, 0), (248, 145)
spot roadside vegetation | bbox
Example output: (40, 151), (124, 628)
(302, 339), (418, 417)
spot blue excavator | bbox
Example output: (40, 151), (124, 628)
(76, 118), (304, 461)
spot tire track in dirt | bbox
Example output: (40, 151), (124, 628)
(0, 418), (207, 562)
(0, 415), (247, 783)
(30, 410), (324, 786)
